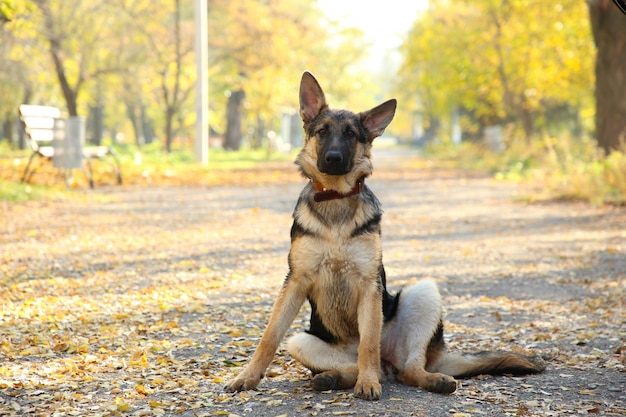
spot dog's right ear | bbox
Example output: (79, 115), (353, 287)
(299, 71), (328, 123)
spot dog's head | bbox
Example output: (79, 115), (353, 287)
(296, 71), (397, 193)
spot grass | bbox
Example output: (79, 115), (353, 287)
(117, 142), (297, 169)
(0, 180), (70, 202)
(0, 141), (300, 202)
(2, 137), (625, 205)
(423, 136), (626, 205)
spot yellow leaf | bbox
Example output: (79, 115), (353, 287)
(152, 377), (166, 385)
(71, 343), (89, 354)
(115, 397), (131, 412)
(233, 340), (254, 347)
(136, 384), (151, 395)
(52, 342), (69, 352)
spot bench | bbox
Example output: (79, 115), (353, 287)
(19, 104), (122, 188)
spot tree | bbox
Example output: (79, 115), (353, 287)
(208, 0), (368, 151)
(33, 0), (125, 117)
(0, 0), (58, 147)
(0, 0), (20, 23)
(2, 0), (370, 155)
(155, 0), (194, 153)
(223, 89), (245, 150)
(118, 0), (195, 153)
(398, 0), (594, 142)
(588, 0), (626, 153)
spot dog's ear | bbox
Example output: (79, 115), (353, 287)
(299, 71), (328, 123)
(360, 99), (397, 140)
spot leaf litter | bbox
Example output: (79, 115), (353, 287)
(1, 160), (625, 416)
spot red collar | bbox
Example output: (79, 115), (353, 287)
(311, 177), (365, 202)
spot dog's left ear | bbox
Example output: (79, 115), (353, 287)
(360, 99), (397, 140)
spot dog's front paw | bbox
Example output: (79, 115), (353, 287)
(354, 378), (382, 401)
(224, 374), (261, 393)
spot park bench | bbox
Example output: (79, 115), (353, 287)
(19, 104), (122, 188)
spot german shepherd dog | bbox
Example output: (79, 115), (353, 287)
(225, 71), (546, 400)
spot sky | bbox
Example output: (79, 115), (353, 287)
(317, 0), (429, 64)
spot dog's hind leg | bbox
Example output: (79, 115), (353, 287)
(286, 333), (360, 391)
(382, 280), (458, 394)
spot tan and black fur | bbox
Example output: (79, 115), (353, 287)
(225, 71), (545, 400)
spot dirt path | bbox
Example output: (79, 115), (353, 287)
(1, 153), (624, 417)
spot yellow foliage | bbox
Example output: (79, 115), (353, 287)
(115, 397), (131, 412)
(397, 0), (594, 136)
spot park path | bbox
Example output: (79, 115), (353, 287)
(1, 152), (624, 416)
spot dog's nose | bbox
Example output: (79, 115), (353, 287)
(325, 151), (343, 164)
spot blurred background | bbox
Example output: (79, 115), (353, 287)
(1, 0), (625, 203)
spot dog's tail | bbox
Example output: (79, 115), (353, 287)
(429, 350), (547, 378)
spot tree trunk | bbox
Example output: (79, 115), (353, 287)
(125, 99), (142, 146)
(250, 112), (264, 149)
(165, 105), (175, 153)
(141, 104), (154, 145)
(88, 104), (103, 146)
(588, 0), (626, 153)
(18, 88), (33, 149)
(37, 0), (81, 116)
(517, 95), (535, 141)
(2, 113), (13, 145)
(161, 0), (183, 154)
(224, 90), (245, 150)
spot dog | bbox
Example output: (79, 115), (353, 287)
(225, 71), (546, 400)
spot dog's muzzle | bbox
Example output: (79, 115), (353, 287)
(318, 150), (352, 175)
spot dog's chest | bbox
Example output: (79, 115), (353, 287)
(305, 239), (379, 339)
(291, 197), (382, 280)
(288, 189), (385, 332)
(289, 197), (383, 340)
(294, 232), (381, 280)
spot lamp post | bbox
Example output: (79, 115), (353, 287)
(194, 0), (208, 165)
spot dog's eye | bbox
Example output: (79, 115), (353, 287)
(345, 129), (356, 138)
(318, 128), (327, 137)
